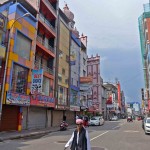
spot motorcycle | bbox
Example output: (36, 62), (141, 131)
(60, 121), (68, 131)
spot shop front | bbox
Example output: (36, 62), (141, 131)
(29, 94), (55, 129)
(0, 91), (30, 131)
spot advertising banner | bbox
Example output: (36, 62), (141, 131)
(31, 69), (43, 94)
(6, 92), (30, 106)
(31, 95), (55, 108)
(0, 13), (5, 29)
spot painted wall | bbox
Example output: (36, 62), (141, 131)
(87, 55), (102, 112)
(59, 21), (69, 88)
(3, 3), (37, 103)
(70, 33), (80, 111)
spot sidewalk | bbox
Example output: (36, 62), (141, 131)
(0, 125), (76, 142)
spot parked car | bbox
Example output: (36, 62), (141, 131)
(111, 116), (118, 121)
(89, 116), (104, 126)
(144, 117), (150, 134)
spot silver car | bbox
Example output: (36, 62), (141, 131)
(89, 116), (104, 126)
(144, 117), (150, 134)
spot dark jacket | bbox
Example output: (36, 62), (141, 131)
(70, 127), (87, 150)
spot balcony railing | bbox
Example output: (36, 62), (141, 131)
(37, 35), (55, 53)
(45, 0), (57, 14)
(39, 13), (56, 33)
(34, 60), (54, 75)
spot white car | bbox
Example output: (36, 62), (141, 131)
(89, 116), (104, 126)
(144, 117), (150, 134)
(111, 116), (118, 121)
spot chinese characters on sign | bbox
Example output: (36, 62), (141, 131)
(31, 69), (43, 94)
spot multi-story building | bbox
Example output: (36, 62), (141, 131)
(103, 82), (118, 119)
(63, 4), (81, 116)
(121, 90), (126, 115)
(101, 79), (107, 119)
(0, 0), (58, 131)
(32, 0), (58, 129)
(0, 1), (37, 131)
(139, 3), (150, 114)
(87, 54), (102, 114)
(79, 34), (90, 113)
(53, 8), (72, 125)
(0, 12), (6, 113)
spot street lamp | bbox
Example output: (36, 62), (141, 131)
(0, 12), (30, 120)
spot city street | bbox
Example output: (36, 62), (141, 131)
(0, 119), (150, 150)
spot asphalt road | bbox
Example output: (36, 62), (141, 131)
(0, 119), (150, 150)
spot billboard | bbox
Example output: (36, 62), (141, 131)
(31, 69), (43, 94)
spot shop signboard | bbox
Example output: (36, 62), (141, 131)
(30, 94), (55, 108)
(6, 92), (30, 106)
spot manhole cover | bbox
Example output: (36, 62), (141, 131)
(57, 141), (67, 143)
(91, 147), (105, 150)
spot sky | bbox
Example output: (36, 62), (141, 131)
(59, 0), (149, 104)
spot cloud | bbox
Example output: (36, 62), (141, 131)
(59, 0), (147, 103)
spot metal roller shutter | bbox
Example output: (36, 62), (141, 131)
(28, 107), (46, 129)
(22, 107), (28, 130)
(52, 110), (63, 126)
(0, 105), (19, 131)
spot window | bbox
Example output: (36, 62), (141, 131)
(16, 32), (31, 60)
(11, 64), (28, 94)
(62, 68), (65, 75)
(42, 76), (50, 96)
(65, 79), (68, 84)
(66, 55), (69, 62)
(83, 58), (86, 65)
(58, 74), (62, 82)
(58, 86), (67, 105)
(83, 70), (86, 76)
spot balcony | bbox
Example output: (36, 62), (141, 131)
(37, 35), (55, 54)
(34, 60), (54, 75)
(43, 0), (57, 17)
(39, 13), (56, 34)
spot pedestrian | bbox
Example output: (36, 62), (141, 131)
(64, 119), (91, 150)
(63, 115), (67, 122)
(76, 114), (79, 120)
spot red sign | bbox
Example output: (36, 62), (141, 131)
(106, 95), (112, 104)
(31, 94), (55, 108)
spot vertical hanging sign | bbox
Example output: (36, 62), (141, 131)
(31, 69), (43, 94)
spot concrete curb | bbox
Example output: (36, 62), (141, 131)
(0, 126), (76, 142)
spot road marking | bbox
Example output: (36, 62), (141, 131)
(124, 130), (139, 133)
(120, 123), (124, 126)
(112, 126), (119, 129)
(90, 131), (109, 141)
